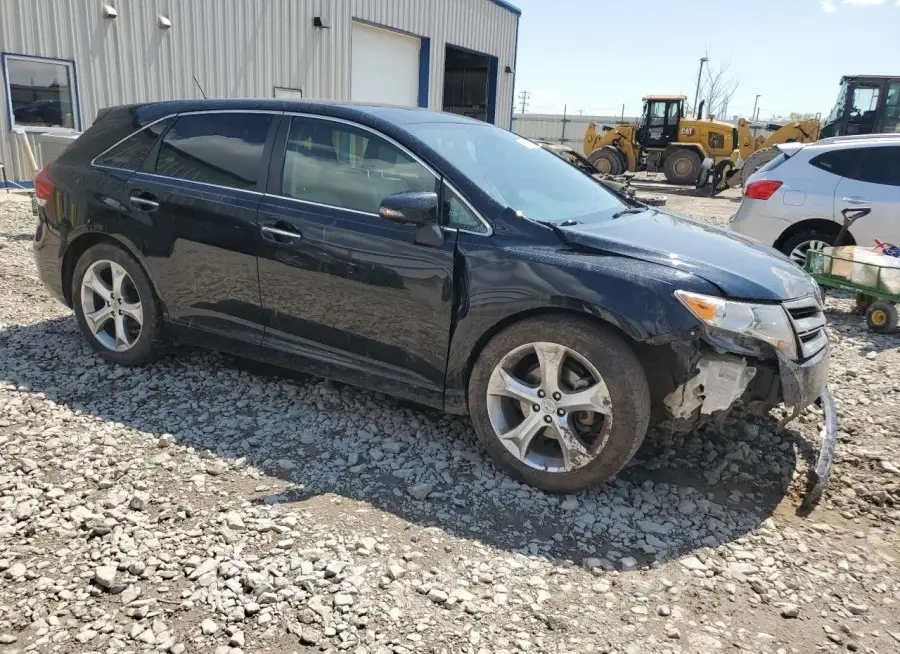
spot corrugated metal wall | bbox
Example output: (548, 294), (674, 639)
(512, 113), (639, 154)
(0, 0), (518, 183)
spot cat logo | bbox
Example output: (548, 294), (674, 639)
(680, 127), (695, 136)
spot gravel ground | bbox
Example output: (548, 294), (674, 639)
(1, 195), (899, 654)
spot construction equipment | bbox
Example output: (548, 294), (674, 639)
(820, 75), (900, 139)
(583, 95), (820, 189)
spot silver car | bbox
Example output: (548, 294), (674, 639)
(730, 135), (900, 265)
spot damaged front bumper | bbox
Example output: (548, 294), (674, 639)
(662, 343), (837, 507)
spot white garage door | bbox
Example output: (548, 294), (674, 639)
(351, 22), (421, 107)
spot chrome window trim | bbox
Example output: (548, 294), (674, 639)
(264, 193), (380, 218)
(130, 171), (266, 196)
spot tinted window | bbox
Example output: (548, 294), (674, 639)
(810, 149), (860, 178)
(154, 113), (273, 190)
(444, 184), (487, 233)
(756, 153), (788, 176)
(281, 117), (436, 214)
(857, 146), (900, 187)
(95, 118), (173, 170)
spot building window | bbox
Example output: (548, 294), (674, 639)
(274, 86), (303, 100)
(3, 54), (79, 130)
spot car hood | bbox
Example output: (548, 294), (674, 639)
(559, 210), (817, 301)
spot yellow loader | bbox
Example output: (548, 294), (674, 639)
(583, 95), (820, 189)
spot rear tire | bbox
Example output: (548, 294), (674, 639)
(779, 229), (839, 267)
(72, 243), (164, 366)
(740, 147), (779, 187)
(588, 148), (625, 176)
(663, 149), (701, 185)
(467, 316), (651, 494)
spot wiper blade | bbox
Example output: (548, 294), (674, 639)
(611, 207), (646, 219)
(558, 219), (580, 226)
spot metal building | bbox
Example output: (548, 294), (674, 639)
(1, 0), (520, 188)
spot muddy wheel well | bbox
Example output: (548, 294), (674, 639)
(773, 219), (854, 251)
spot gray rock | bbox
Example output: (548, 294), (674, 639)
(129, 491), (149, 511)
(0, 634), (18, 645)
(93, 565), (117, 589)
(427, 588), (449, 604)
(781, 603), (800, 619)
(407, 483), (433, 500)
(201, 619), (219, 635)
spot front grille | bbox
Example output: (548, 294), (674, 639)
(783, 296), (827, 359)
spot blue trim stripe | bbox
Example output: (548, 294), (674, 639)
(488, 0), (522, 16)
(0, 180), (35, 190)
(418, 38), (431, 109)
(487, 56), (498, 125)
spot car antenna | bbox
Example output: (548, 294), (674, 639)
(192, 74), (207, 99)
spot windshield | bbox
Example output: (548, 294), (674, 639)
(825, 80), (849, 126)
(406, 122), (626, 223)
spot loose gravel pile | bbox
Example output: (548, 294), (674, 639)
(1, 197), (899, 654)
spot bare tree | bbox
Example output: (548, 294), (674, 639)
(701, 60), (739, 120)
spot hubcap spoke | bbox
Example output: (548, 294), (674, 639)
(550, 415), (591, 471)
(119, 302), (143, 325)
(558, 381), (612, 415)
(84, 305), (114, 335)
(110, 262), (128, 298)
(498, 412), (545, 460)
(84, 269), (113, 302)
(534, 343), (564, 392)
(488, 367), (540, 404)
(113, 313), (132, 350)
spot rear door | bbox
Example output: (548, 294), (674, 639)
(833, 145), (900, 245)
(127, 111), (277, 344)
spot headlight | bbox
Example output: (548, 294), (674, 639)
(676, 290), (798, 360)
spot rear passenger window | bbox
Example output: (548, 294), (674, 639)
(281, 117), (436, 214)
(94, 118), (173, 171)
(810, 149), (860, 178)
(154, 113), (273, 190)
(856, 147), (900, 187)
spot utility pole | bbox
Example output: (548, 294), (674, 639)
(621, 103), (625, 122)
(755, 105), (761, 121)
(752, 94), (761, 122)
(517, 90), (531, 114)
(693, 56), (708, 118)
(560, 104), (569, 144)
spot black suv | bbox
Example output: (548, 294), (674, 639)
(33, 99), (835, 495)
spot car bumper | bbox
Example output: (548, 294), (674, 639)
(33, 212), (68, 305)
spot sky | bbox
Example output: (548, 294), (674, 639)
(510, 0), (900, 119)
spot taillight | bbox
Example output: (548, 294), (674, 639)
(34, 163), (55, 206)
(744, 180), (782, 201)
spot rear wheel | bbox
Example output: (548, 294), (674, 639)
(740, 147), (779, 187)
(866, 301), (899, 334)
(779, 229), (838, 267)
(588, 148), (624, 175)
(467, 316), (651, 493)
(72, 244), (164, 366)
(663, 149), (701, 185)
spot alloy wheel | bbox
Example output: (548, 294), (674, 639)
(789, 239), (830, 266)
(79, 260), (143, 352)
(485, 341), (613, 473)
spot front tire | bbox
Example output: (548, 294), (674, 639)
(467, 316), (651, 493)
(663, 149), (701, 185)
(588, 148), (625, 175)
(866, 301), (899, 334)
(72, 243), (164, 366)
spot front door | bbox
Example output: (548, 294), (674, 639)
(127, 111), (276, 344)
(256, 115), (457, 407)
(834, 145), (900, 245)
(638, 100), (679, 148)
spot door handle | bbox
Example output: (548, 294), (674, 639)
(129, 194), (159, 211)
(261, 224), (302, 241)
(841, 196), (868, 205)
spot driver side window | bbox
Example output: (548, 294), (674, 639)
(281, 117), (437, 214)
(648, 102), (666, 127)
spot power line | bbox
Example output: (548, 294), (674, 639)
(517, 90), (531, 114)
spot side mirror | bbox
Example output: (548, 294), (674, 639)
(378, 191), (439, 227)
